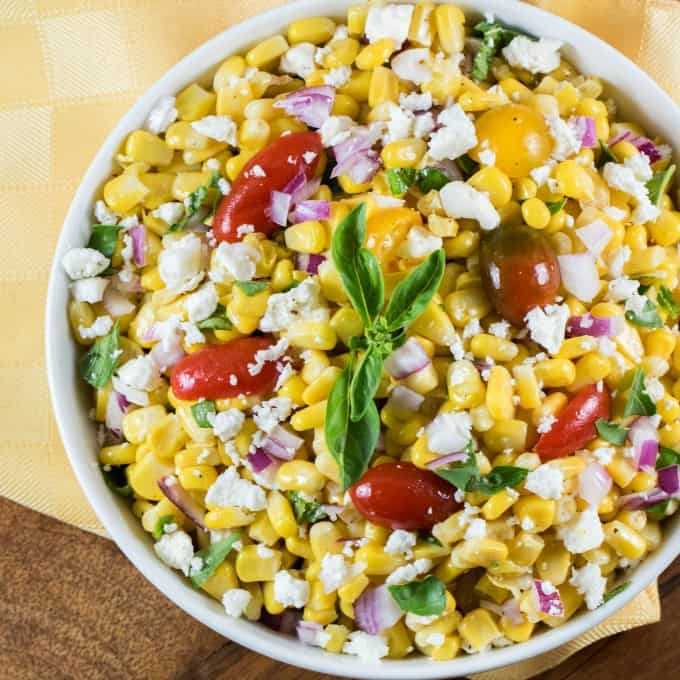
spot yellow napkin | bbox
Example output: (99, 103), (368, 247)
(0, 0), (673, 676)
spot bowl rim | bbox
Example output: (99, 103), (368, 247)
(45, 0), (680, 677)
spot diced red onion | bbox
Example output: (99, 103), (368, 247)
(273, 86), (335, 129)
(557, 253), (600, 303)
(269, 191), (291, 227)
(295, 253), (326, 275)
(384, 337), (431, 379)
(294, 200), (330, 223)
(296, 621), (326, 646)
(157, 475), (207, 530)
(332, 149), (381, 185)
(333, 128), (378, 165)
(570, 116), (597, 148)
(103, 285), (135, 317)
(533, 579), (564, 617)
(354, 585), (403, 634)
(426, 451), (468, 469)
(566, 314), (624, 338)
(386, 385), (425, 416)
(618, 487), (669, 510)
(260, 425), (303, 461)
(282, 170), (321, 207)
(130, 224), (147, 267)
(658, 465), (680, 495)
(578, 461), (612, 507)
(630, 416), (659, 470)
(575, 219), (612, 258)
(637, 439), (659, 471)
(113, 272), (142, 293)
(609, 130), (669, 164)
(247, 448), (275, 473)
(480, 599), (523, 625)
(105, 391), (130, 436)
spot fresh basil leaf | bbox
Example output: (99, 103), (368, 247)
(595, 419), (629, 445)
(196, 303), (233, 331)
(189, 532), (240, 587)
(386, 168), (417, 195)
(434, 442), (480, 492)
(623, 368), (657, 417)
(101, 464), (132, 497)
(287, 491), (328, 524)
(388, 575), (446, 615)
(331, 203), (385, 326)
(79, 322), (120, 388)
(625, 298), (662, 328)
(349, 345), (384, 422)
(467, 466), (528, 495)
(657, 285), (680, 320)
(169, 172), (221, 232)
(646, 499), (670, 519)
(88, 224), (122, 258)
(601, 582), (630, 605)
(456, 154), (479, 178)
(153, 515), (175, 540)
(191, 400), (216, 428)
(545, 197), (567, 215)
(420, 533), (443, 547)
(417, 167), (450, 193)
(325, 365), (381, 491)
(235, 280), (268, 296)
(384, 249), (445, 331)
(596, 140), (617, 169)
(646, 164), (676, 207)
(472, 20), (524, 82)
(657, 445), (680, 469)
(282, 279), (302, 292)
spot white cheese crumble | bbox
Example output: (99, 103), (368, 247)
(184, 282), (218, 323)
(464, 517), (487, 540)
(205, 466), (266, 511)
(343, 631), (389, 661)
(593, 447), (615, 466)
(440, 181), (500, 231)
(252, 397), (292, 433)
(384, 530), (416, 558)
(524, 304), (570, 355)
(425, 412), (472, 455)
(644, 376), (665, 402)
(545, 114), (582, 161)
(364, 4), (414, 48)
(259, 277), (329, 332)
(71, 277), (108, 304)
(462, 318), (482, 340)
(222, 588), (252, 618)
(320, 115), (356, 147)
(154, 530), (194, 575)
(502, 36), (563, 74)
(158, 233), (204, 292)
(386, 558), (433, 586)
(428, 104), (477, 161)
(94, 199), (119, 225)
(558, 509), (604, 553)
(247, 336), (289, 376)
(62, 247), (110, 280)
(603, 154), (660, 224)
(191, 115), (237, 145)
(569, 563), (607, 610)
(536, 414), (557, 434)
(113, 356), (161, 406)
(607, 245), (631, 278)
(525, 464), (564, 499)
(280, 42), (317, 79)
(402, 225), (443, 259)
(399, 91), (433, 111)
(383, 103), (416, 144)
(607, 277), (638, 302)
(478, 149), (496, 166)
(79, 315), (113, 340)
(273, 570), (310, 608)
(152, 201), (185, 225)
(210, 242), (260, 283)
(391, 48), (432, 84)
(145, 95), (178, 135)
(488, 320), (511, 339)
(324, 66), (352, 88)
(318, 553), (360, 594)
(210, 408), (245, 442)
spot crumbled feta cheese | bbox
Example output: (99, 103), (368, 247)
(624, 292), (648, 317)
(71, 277), (109, 304)
(607, 276), (638, 302)
(597, 337), (617, 356)
(259, 277), (329, 332)
(525, 464), (564, 499)
(502, 36), (563, 74)
(536, 414), (557, 435)
(273, 570), (310, 608)
(343, 631), (389, 661)
(247, 336), (289, 376)
(478, 149), (496, 166)
(154, 530), (194, 575)
(558, 509), (604, 553)
(205, 466), (266, 511)
(428, 105), (477, 161)
(364, 4), (414, 48)
(274, 361), (296, 391)
(413, 112), (436, 139)
(644, 376), (665, 402)
(320, 115), (356, 147)
(158, 233), (204, 291)
(524, 304), (570, 355)
(145, 95), (178, 135)
(603, 156), (660, 224)
(184, 282), (218, 322)
(324, 66), (352, 88)
(464, 518), (487, 540)
(79, 314), (113, 340)
(425, 633), (445, 647)
(425, 412), (472, 455)
(256, 544), (274, 559)
(94, 199), (119, 225)
(545, 114), (582, 161)
(607, 245), (632, 278)
(252, 397), (292, 433)
(211, 241), (260, 283)
(569, 563), (607, 610)
(530, 162), (555, 187)
(113, 356), (161, 406)
(604, 206), (627, 221)
(210, 408), (245, 442)
(152, 201), (185, 225)
(488, 321), (511, 339)
(181, 321), (205, 346)
(399, 91), (433, 111)
(593, 447), (615, 466)
(386, 558), (433, 585)
(462, 318), (482, 340)
(191, 115), (237, 145)
(222, 588), (251, 618)
(402, 225), (443, 259)
(384, 530), (416, 558)
(382, 103), (416, 143)
(440, 181), (500, 231)
(391, 48), (432, 84)
(62, 247), (110, 280)
(319, 554), (354, 593)
(280, 42), (317, 79)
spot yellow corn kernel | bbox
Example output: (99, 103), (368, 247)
(301, 350), (331, 384)
(509, 531), (545, 566)
(381, 138), (427, 169)
(513, 497), (556, 532)
(127, 451), (175, 501)
(248, 511), (280, 546)
(236, 545), (283, 582)
(536, 542), (571, 585)
(534, 358), (576, 388)
(262, 581), (285, 615)
(213, 55), (246, 90)
(604, 520), (647, 559)
(99, 443), (137, 467)
(628, 469), (658, 493)
(403, 362), (439, 395)
(354, 544), (406, 575)
(646, 327), (676, 360)
(469, 167), (513, 208)
(175, 445), (219, 468)
(624, 246), (666, 275)
(216, 80), (255, 122)
(303, 366), (342, 406)
(649, 209), (680, 246)
(277, 460), (326, 494)
(148, 413), (188, 459)
(347, 4), (368, 35)
(309, 521), (344, 560)
(447, 360), (485, 409)
(177, 464), (217, 491)
(175, 83), (216, 121)
(286, 320), (337, 350)
(338, 573), (370, 605)
(482, 488), (519, 521)
(570, 353), (611, 391)
(409, 300), (457, 346)
(640, 521), (662, 552)
(512, 364), (542, 409)
(122, 405), (166, 444)
(284, 535), (313, 561)
(557, 336), (597, 360)
(237, 118), (270, 151)
(125, 130), (173, 166)
(288, 16), (336, 44)
(246, 35), (289, 69)
(332, 93), (360, 118)
(104, 166), (150, 213)
(485, 366), (515, 421)
(330, 307), (364, 348)
(555, 160), (595, 201)
(434, 4), (465, 54)
(165, 121), (209, 150)
(338, 69), (372, 102)
(483, 419), (528, 454)
(204, 507), (254, 530)
(431, 516), (466, 548)
(459, 609), (501, 652)
(470, 334), (519, 362)
(458, 538), (509, 568)
(284, 220), (327, 254)
(356, 39), (396, 70)
(445, 287), (491, 327)
(606, 455), (637, 489)
(521, 197), (552, 230)
(617, 508), (647, 533)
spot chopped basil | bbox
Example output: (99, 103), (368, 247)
(625, 297), (662, 328)
(434, 442), (480, 492)
(282, 279), (302, 292)
(196, 303), (233, 331)
(169, 172), (222, 232)
(646, 164), (676, 207)
(646, 499), (670, 519)
(545, 197), (567, 215)
(417, 167), (450, 193)
(466, 466), (529, 495)
(420, 533), (443, 547)
(456, 154), (479, 178)
(189, 532), (241, 588)
(388, 575), (447, 616)
(386, 167), (417, 195)
(657, 285), (680, 320)
(79, 322), (120, 388)
(595, 419), (629, 446)
(601, 582), (630, 605)
(596, 140), (617, 169)
(88, 224), (122, 258)
(235, 280), (268, 296)
(101, 464), (132, 497)
(623, 368), (656, 417)
(287, 491), (328, 524)
(472, 20), (524, 82)
(153, 515), (176, 540)
(657, 445), (680, 469)
(191, 400), (216, 428)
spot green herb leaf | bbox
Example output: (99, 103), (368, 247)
(189, 532), (241, 587)
(472, 20), (524, 82)
(466, 466), (529, 495)
(196, 303), (233, 331)
(417, 167), (450, 193)
(434, 442), (480, 492)
(623, 368), (657, 417)
(325, 365), (381, 491)
(625, 297), (662, 328)
(169, 172), (221, 232)
(545, 197), (567, 215)
(388, 575), (447, 615)
(191, 400), (216, 428)
(287, 491), (328, 524)
(88, 224), (123, 258)
(101, 464), (132, 497)
(601, 582), (630, 605)
(79, 322), (120, 388)
(646, 164), (676, 207)
(331, 203), (385, 326)
(596, 141), (617, 169)
(384, 249), (445, 331)
(656, 445), (680, 469)
(595, 419), (629, 446)
(153, 515), (176, 540)
(657, 285), (680, 320)
(420, 533), (443, 547)
(235, 280), (268, 296)
(349, 345), (384, 422)
(646, 499), (670, 519)
(282, 279), (302, 292)
(386, 168), (417, 195)
(456, 154), (479, 178)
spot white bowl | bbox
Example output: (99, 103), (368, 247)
(46, 0), (680, 677)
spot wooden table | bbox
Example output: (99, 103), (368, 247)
(2, 495), (679, 680)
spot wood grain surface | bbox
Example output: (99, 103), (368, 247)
(1, 495), (678, 680)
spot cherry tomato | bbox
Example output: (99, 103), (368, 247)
(479, 224), (561, 326)
(534, 383), (612, 460)
(366, 207), (422, 272)
(213, 131), (323, 243)
(349, 462), (461, 530)
(171, 336), (280, 401)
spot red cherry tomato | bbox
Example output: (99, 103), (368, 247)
(534, 383), (612, 460)
(171, 336), (280, 401)
(213, 131), (323, 243)
(349, 462), (461, 530)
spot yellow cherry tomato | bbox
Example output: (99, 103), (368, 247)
(366, 207), (422, 271)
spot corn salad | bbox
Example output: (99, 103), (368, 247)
(61, 1), (680, 663)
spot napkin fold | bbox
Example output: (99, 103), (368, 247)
(0, 1), (672, 677)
